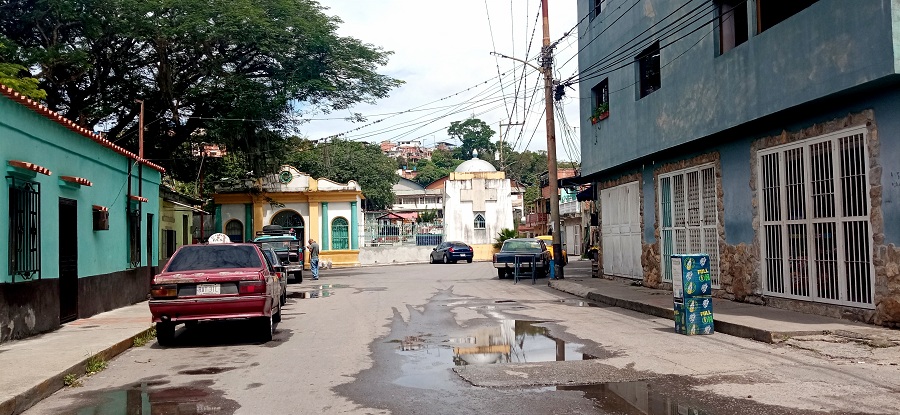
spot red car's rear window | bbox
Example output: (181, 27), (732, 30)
(166, 245), (262, 272)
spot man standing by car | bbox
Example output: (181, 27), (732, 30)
(308, 238), (320, 280)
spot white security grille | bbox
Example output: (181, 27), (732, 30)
(659, 165), (720, 287)
(758, 127), (874, 308)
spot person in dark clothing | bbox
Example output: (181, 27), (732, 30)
(307, 239), (320, 280)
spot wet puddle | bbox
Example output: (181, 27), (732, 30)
(559, 381), (710, 414)
(392, 320), (595, 390)
(448, 320), (596, 365)
(287, 290), (334, 299)
(67, 380), (239, 414)
(178, 367), (236, 375)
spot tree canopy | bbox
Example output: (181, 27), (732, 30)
(288, 139), (398, 210)
(0, 0), (402, 183)
(448, 118), (496, 160)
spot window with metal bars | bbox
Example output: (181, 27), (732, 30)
(758, 127), (874, 307)
(128, 206), (142, 268)
(225, 219), (244, 243)
(8, 177), (41, 280)
(331, 217), (349, 250)
(658, 165), (720, 288)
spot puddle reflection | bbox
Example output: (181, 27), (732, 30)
(70, 381), (238, 415)
(449, 320), (595, 365)
(559, 381), (710, 415)
(287, 290), (333, 299)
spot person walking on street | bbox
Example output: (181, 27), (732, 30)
(308, 238), (320, 280)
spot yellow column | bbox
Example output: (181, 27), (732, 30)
(253, 195), (265, 235)
(308, 201), (320, 243)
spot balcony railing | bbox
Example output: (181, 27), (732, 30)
(560, 200), (581, 215)
(525, 213), (548, 226)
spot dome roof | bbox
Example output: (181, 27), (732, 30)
(455, 158), (497, 173)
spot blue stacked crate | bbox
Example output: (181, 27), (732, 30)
(671, 254), (714, 335)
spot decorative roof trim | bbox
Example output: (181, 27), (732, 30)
(60, 175), (93, 186)
(0, 84), (165, 173)
(8, 160), (51, 176)
(92, 205), (109, 212)
(128, 195), (149, 203)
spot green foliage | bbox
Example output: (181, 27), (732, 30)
(85, 354), (108, 376)
(132, 326), (157, 348)
(63, 373), (81, 387)
(448, 118), (496, 160)
(288, 139), (397, 210)
(493, 228), (519, 249)
(524, 184), (541, 205)
(0, 0), (403, 186)
(417, 209), (437, 223)
(0, 39), (46, 100)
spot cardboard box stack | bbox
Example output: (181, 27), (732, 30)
(671, 254), (714, 335)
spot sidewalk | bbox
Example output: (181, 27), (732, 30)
(553, 259), (900, 343)
(0, 302), (153, 415)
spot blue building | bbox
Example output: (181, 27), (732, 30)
(0, 84), (162, 342)
(577, 0), (899, 326)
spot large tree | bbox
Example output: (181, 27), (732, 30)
(0, 0), (402, 181)
(448, 118), (496, 160)
(288, 139), (397, 210)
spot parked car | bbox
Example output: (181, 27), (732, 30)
(430, 241), (474, 264)
(536, 235), (568, 265)
(252, 225), (304, 283)
(492, 238), (551, 279)
(149, 240), (283, 345)
(259, 243), (288, 307)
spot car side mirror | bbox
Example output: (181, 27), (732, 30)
(433, 247), (437, 251)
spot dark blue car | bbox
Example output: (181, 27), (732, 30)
(430, 241), (474, 264)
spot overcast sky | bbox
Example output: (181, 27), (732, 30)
(299, 0), (584, 162)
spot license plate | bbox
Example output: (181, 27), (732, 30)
(196, 284), (220, 295)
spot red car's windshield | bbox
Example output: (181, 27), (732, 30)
(166, 245), (262, 272)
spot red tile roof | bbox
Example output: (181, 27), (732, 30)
(0, 84), (165, 173)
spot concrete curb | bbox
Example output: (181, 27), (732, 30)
(549, 280), (789, 344)
(0, 326), (155, 415)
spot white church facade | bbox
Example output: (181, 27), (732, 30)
(443, 155), (514, 258)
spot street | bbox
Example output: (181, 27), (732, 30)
(24, 262), (900, 415)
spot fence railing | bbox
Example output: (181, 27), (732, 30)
(364, 221), (444, 247)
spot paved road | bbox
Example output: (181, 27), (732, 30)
(23, 262), (900, 414)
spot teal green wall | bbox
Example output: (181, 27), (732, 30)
(350, 201), (358, 249)
(0, 95), (161, 283)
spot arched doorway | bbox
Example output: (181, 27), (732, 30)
(271, 210), (305, 242)
(225, 219), (244, 243)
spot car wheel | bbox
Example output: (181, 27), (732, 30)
(466, 259), (472, 263)
(430, 254), (436, 264)
(273, 305), (282, 323)
(497, 268), (506, 279)
(156, 322), (175, 346)
(258, 316), (274, 342)
(443, 254), (449, 264)
(280, 289), (287, 306)
(293, 271), (303, 284)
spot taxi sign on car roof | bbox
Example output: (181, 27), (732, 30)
(207, 233), (232, 244)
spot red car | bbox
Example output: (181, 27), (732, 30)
(149, 243), (283, 345)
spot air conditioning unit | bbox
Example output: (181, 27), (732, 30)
(93, 208), (109, 231)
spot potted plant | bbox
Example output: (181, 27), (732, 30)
(590, 102), (609, 124)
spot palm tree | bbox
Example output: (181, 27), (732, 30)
(493, 228), (519, 249)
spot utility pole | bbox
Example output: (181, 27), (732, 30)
(541, 0), (564, 279)
(489, 0), (565, 279)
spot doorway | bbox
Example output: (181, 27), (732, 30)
(59, 198), (78, 323)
